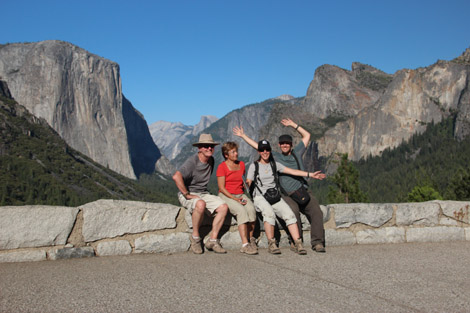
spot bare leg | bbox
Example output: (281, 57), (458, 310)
(238, 223), (249, 244)
(287, 223), (301, 241)
(210, 204), (228, 239)
(264, 222), (275, 239)
(248, 221), (255, 239)
(191, 200), (206, 238)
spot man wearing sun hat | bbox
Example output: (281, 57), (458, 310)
(172, 133), (229, 254)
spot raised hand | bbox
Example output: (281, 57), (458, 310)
(281, 118), (296, 128)
(232, 126), (245, 137)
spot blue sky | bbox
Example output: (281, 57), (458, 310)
(2, 0), (469, 126)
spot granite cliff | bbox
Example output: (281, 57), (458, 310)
(316, 48), (470, 161)
(0, 40), (161, 179)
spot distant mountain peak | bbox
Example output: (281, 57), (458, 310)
(149, 115), (218, 160)
(273, 94), (295, 101)
(452, 47), (470, 64)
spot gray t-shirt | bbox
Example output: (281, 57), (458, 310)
(178, 153), (214, 193)
(247, 161), (285, 197)
(274, 142), (306, 193)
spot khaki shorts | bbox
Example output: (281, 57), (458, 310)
(218, 193), (256, 225)
(178, 192), (226, 215)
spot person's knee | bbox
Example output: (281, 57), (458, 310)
(194, 200), (206, 214)
(216, 203), (228, 216)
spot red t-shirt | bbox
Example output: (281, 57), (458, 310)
(216, 161), (245, 195)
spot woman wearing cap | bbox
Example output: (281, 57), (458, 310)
(216, 142), (258, 255)
(241, 137), (316, 255)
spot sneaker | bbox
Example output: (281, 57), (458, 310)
(189, 235), (203, 254)
(312, 243), (326, 253)
(240, 243), (258, 255)
(249, 237), (258, 252)
(268, 238), (281, 254)
(294, 239), (307, 255)
(205, 239), (227, 254)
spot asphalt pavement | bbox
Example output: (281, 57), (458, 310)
(1, 241), (470, 313)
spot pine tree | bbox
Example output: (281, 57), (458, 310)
(446, 168), (470, 200)
(328, 153), (368, 203)
(407, 185), (443, 202)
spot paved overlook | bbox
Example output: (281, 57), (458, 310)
(1, 241), (470, 313)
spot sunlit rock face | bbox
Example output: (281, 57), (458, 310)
(0, 40), (161, 179)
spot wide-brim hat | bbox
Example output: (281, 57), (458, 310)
(192, 133), (220, 146)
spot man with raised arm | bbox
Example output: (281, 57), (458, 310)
(233, 119), (326, 252)
(172, 134), (229, 254)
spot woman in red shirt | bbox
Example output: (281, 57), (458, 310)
(217, 142), (258, 255)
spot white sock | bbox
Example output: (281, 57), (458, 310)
(242, 243), (249, 247)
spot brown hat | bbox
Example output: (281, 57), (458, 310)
(192, 133), (220, 146)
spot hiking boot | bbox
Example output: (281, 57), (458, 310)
(249, 237), (258, 252)
(294, 239), (307, 255)
(289, 242), (296, 252)
(240, 243), (258, 255)
(189, 235), (203, 254)
(268, 238), (281, 254)
(312, 243), (326, 253)
(205, 239), (227, 254)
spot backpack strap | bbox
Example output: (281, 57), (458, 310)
(270, 160), (280, 189)
(249, 161), (260, 198)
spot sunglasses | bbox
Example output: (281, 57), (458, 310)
(258, 148), (271, 152)
(199, 144), (215, 149)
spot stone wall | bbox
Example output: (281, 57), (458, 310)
(1, 200), (469, 263)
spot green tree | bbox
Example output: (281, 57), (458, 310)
(328, 153), (368, 203)
(445, 168), (470, 200)
(407, 185), (443, 202)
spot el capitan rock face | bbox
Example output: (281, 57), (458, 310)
(0, 40), (160, 179)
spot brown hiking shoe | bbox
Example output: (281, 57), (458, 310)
(268, 238), (281, 254)
(189, 235), (203, 254)
(240, 243), (258, 255)
(313, 243), (326, 253)
(205, 239), (227, 254)
(294, 239), (307, 255)
(290, 242), (296, 252)
(249, 237), (258, 252)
